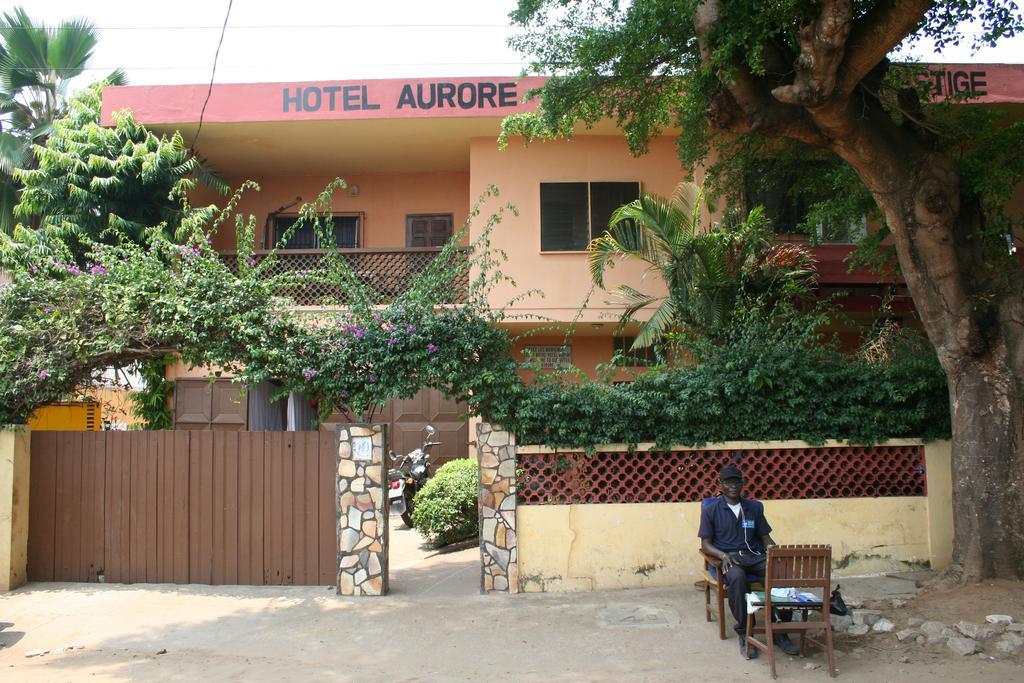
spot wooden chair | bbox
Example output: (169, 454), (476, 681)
(743, 544), (837, 678)
(699, 547), (764, 640)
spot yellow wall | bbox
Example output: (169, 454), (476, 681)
(0, 428), (30, 591)
(517, 498), (930, 592)
(516, 440), (952, 592)
(470, 136), (680, 323)
(197, 172), (471, 252)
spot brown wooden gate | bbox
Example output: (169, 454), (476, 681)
(28, 431), (337, 585)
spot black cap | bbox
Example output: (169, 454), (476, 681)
(719, 465), (743, 481)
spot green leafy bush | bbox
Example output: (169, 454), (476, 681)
(479, 304), (951, 448)
(411, 459), (479, 547)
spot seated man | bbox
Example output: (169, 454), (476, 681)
(699, 465), (799, 659)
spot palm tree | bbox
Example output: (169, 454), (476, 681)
(588, 182), (816, 349)
(0, 6), (126, 232)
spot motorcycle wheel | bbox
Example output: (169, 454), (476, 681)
(401, 488), (415, 528)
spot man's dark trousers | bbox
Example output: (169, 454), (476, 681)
(724, 552), (766, 636)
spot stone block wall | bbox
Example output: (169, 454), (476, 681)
(336, 424), (388, 596)
(477, 422), (517, 593)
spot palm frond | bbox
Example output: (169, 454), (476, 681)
(633, 298), (678, 349)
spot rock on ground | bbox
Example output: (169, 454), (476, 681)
(896, 628), (920, 642)
(985, 614), (1014, 626)
(947, 637), (979, 656)
(847, 624), (871, 636)
(872, 618), (895, 633)
(920, 621), (947, 635)
(830, 614), (853, 631)
(993, 632), (1024, 656)
(955, 621), (999, 640)
(852, 609), (882, 627)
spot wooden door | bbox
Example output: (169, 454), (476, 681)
(174, 379), (247, 430)
(406, 214), (454, 247)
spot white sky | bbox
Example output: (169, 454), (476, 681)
(5, 1), (1023, 88)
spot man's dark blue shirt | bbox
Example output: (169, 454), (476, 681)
(698, 496), (772, 554)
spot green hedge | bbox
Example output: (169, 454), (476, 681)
(480, 307), (951, 449)
(411, 459), (479, 547)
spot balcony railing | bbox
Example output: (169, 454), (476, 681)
(221, 247), (469, 306)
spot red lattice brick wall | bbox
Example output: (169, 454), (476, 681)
(517, 445), (925, 505)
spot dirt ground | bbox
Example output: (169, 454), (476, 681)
(0, 523), (1021, 681)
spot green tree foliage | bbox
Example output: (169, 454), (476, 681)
(411, 459), (480, 546)
(15, 85), (227, 254)
(588, 182), (815, 348)
(483, 303), (951, 449)
(0, 6), (126, 232)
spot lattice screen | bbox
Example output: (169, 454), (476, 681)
(517, 445), (926, 505)
(222, 248), (468, 306)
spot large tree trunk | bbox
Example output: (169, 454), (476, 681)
(819, 117), (1024, 581)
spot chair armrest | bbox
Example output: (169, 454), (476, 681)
(699, 548), (722, 571)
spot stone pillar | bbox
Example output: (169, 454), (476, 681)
(336, 424), (388, 596)
(0, 427), (30, 592)
(477, 422), (517, 594)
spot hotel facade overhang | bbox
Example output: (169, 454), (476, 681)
(100, 65), (1024, 394)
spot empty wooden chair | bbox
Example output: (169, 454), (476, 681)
(743, 544), (837, 678)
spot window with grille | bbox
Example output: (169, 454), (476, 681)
(273, 214), (360, 249)
(613, 336), (658, 366)
(540, 181), (640, 251)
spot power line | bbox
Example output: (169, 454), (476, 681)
(7, 62), (534, 72)
(191, 0), (233, 150)
(0, 23), (516, 30)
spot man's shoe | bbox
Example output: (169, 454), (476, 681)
(773, 633), (800, 656)
(739, 636), (759, 659)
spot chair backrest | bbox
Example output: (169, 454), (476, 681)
(764, 544), (832, 592)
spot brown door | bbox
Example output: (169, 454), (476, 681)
(406, 214), (454, 247)
(390, 388), (468, 469)
(174, 379), (247, 430)
(322, 387), (467, 468)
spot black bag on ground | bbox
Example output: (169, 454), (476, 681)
(830, 584), (849, 616)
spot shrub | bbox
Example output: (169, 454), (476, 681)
(412, 459), (479, 547)
(478, 303), (951, 448)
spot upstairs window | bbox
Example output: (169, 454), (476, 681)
(744, 161), (864, 243)
(540, 181), (640, 251)
(273, 213), (360, 249)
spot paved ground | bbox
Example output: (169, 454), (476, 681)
(0, 520), (1018, 681)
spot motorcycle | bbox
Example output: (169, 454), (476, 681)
(387, 425), (441, 527)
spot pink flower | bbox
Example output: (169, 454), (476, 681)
(303, 369), (318, 380)
(388, 338), (397, 346)
(427, 343), (439, 353)
(90, 265), (109, 276)
(38, 370), (50, 379)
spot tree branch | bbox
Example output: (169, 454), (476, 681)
(836, 0), (932, 97)
(694, 0), (829, 145)
(771, 0), (852, 106)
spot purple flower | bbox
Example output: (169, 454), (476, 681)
(427, 343), (439, 353)
(303, 369), (318, 380)
(373, 313), (382, 321)
(340, 390), (349, 398)
(368, 374), (377, 384)
(353, 329), (365, 339)
(37, 370), (50, 379)
(90, 265), (109, 276)
(405, 325), (416, 334)
(42, 306), (52, 314)
(388, 338), (397, 346)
